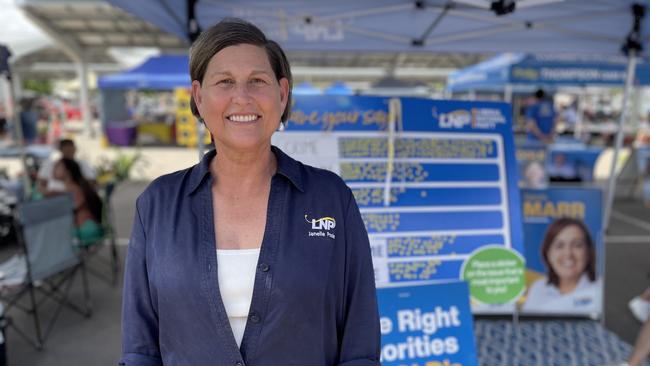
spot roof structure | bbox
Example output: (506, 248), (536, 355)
(17, 0), (186, 60)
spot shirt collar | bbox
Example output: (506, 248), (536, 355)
(187, 145), (304, 195)
(544, 273), (592, 297)
(272, 145), (304, 192)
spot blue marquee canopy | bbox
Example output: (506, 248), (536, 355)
(98, 54), (189, 90)
(104, 0), (649, 56)
(324, 81), (354, 95)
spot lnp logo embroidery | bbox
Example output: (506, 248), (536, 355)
(305, 215), (336, 239)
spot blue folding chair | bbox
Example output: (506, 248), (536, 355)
(0, 194), (91, 349)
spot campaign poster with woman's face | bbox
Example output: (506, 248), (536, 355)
(520, 187), (603, 316)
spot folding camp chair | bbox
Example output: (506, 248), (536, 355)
(0, 194), (91, 350)
(76, 182), (119, 286)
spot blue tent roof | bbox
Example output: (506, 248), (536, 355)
(324, 81), (353, 95)
(448, 53), (650, 92)
(292, 82), (321, 95)
(98, 55), (189, 90)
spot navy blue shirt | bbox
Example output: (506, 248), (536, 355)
(121, 146), (380, 366)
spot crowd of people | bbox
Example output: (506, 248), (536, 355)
(0, 96), (81, 145)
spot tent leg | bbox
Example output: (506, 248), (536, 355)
(574, 87), (586, 140)
(504, 84), (512, 103)
(603, 52), (637, 232)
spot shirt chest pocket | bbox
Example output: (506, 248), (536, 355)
(271, 237), (342, 313)
(148, 232), (207, 310)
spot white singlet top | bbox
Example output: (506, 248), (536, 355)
(216, 248), (261, 348)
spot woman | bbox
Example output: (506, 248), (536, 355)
(53, 158), (103, 244)
(121, 18), (380, 365)
(522, 217), (601, 314)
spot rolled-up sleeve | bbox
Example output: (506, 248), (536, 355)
(337, 190), (380, 366)
(120, 199), (162, 366)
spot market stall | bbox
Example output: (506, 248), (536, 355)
(447, 52), (650, 137)
(97, 54), (192, 146)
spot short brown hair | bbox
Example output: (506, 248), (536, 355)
(540, 217), (596, 287)
(189, 18), (293, 123)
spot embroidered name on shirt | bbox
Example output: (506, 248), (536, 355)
(573, 296), (593, 307)
(305, 215), (336, 239)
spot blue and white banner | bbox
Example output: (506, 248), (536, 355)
(448, 53), (650, 93)
(378, 281), (477, 366)
(275, 96), (524, 313)
(520, 187), (603, 316)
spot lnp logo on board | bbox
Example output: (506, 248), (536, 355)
(439, 109), (471, 129)
(305, 214), (336, 239)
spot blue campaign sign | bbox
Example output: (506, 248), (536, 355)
(274, 95), (523, 297)
(448, 53), (650, 93)
(510, 63), (627, 85)
(547, 145), (603, 183)
(378, 281), (477, 366)
(520, 187), (603, 315)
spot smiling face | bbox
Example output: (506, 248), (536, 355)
(547, 224), (589, 285)
(191, 44), (289, 153)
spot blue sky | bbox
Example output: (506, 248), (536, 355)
(0, 0), (51, 58)
(0, 0), (158, 67)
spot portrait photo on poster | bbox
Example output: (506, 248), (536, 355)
(520, 188), (603, 316)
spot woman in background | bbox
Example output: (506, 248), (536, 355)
(53, 158), (103, 244)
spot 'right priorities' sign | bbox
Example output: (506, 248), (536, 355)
(378, 281), (477, 366)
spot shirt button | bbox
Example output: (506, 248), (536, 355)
(258, 263), (270, 272)
(235, 362), (243, 366)
(249, 313), (261, 323)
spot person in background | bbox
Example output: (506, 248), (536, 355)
(559, 102), (578, 126)
(616, 288), (650, 366)
(18, 98), (37, 144)
(526, 89), (557, 144)
(547, 153), (579, 182)
(37, 138), (96, 197)
(0, 104), (7, 140)
(523, 217), (601, 314)
(52, 158), (103, 244)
